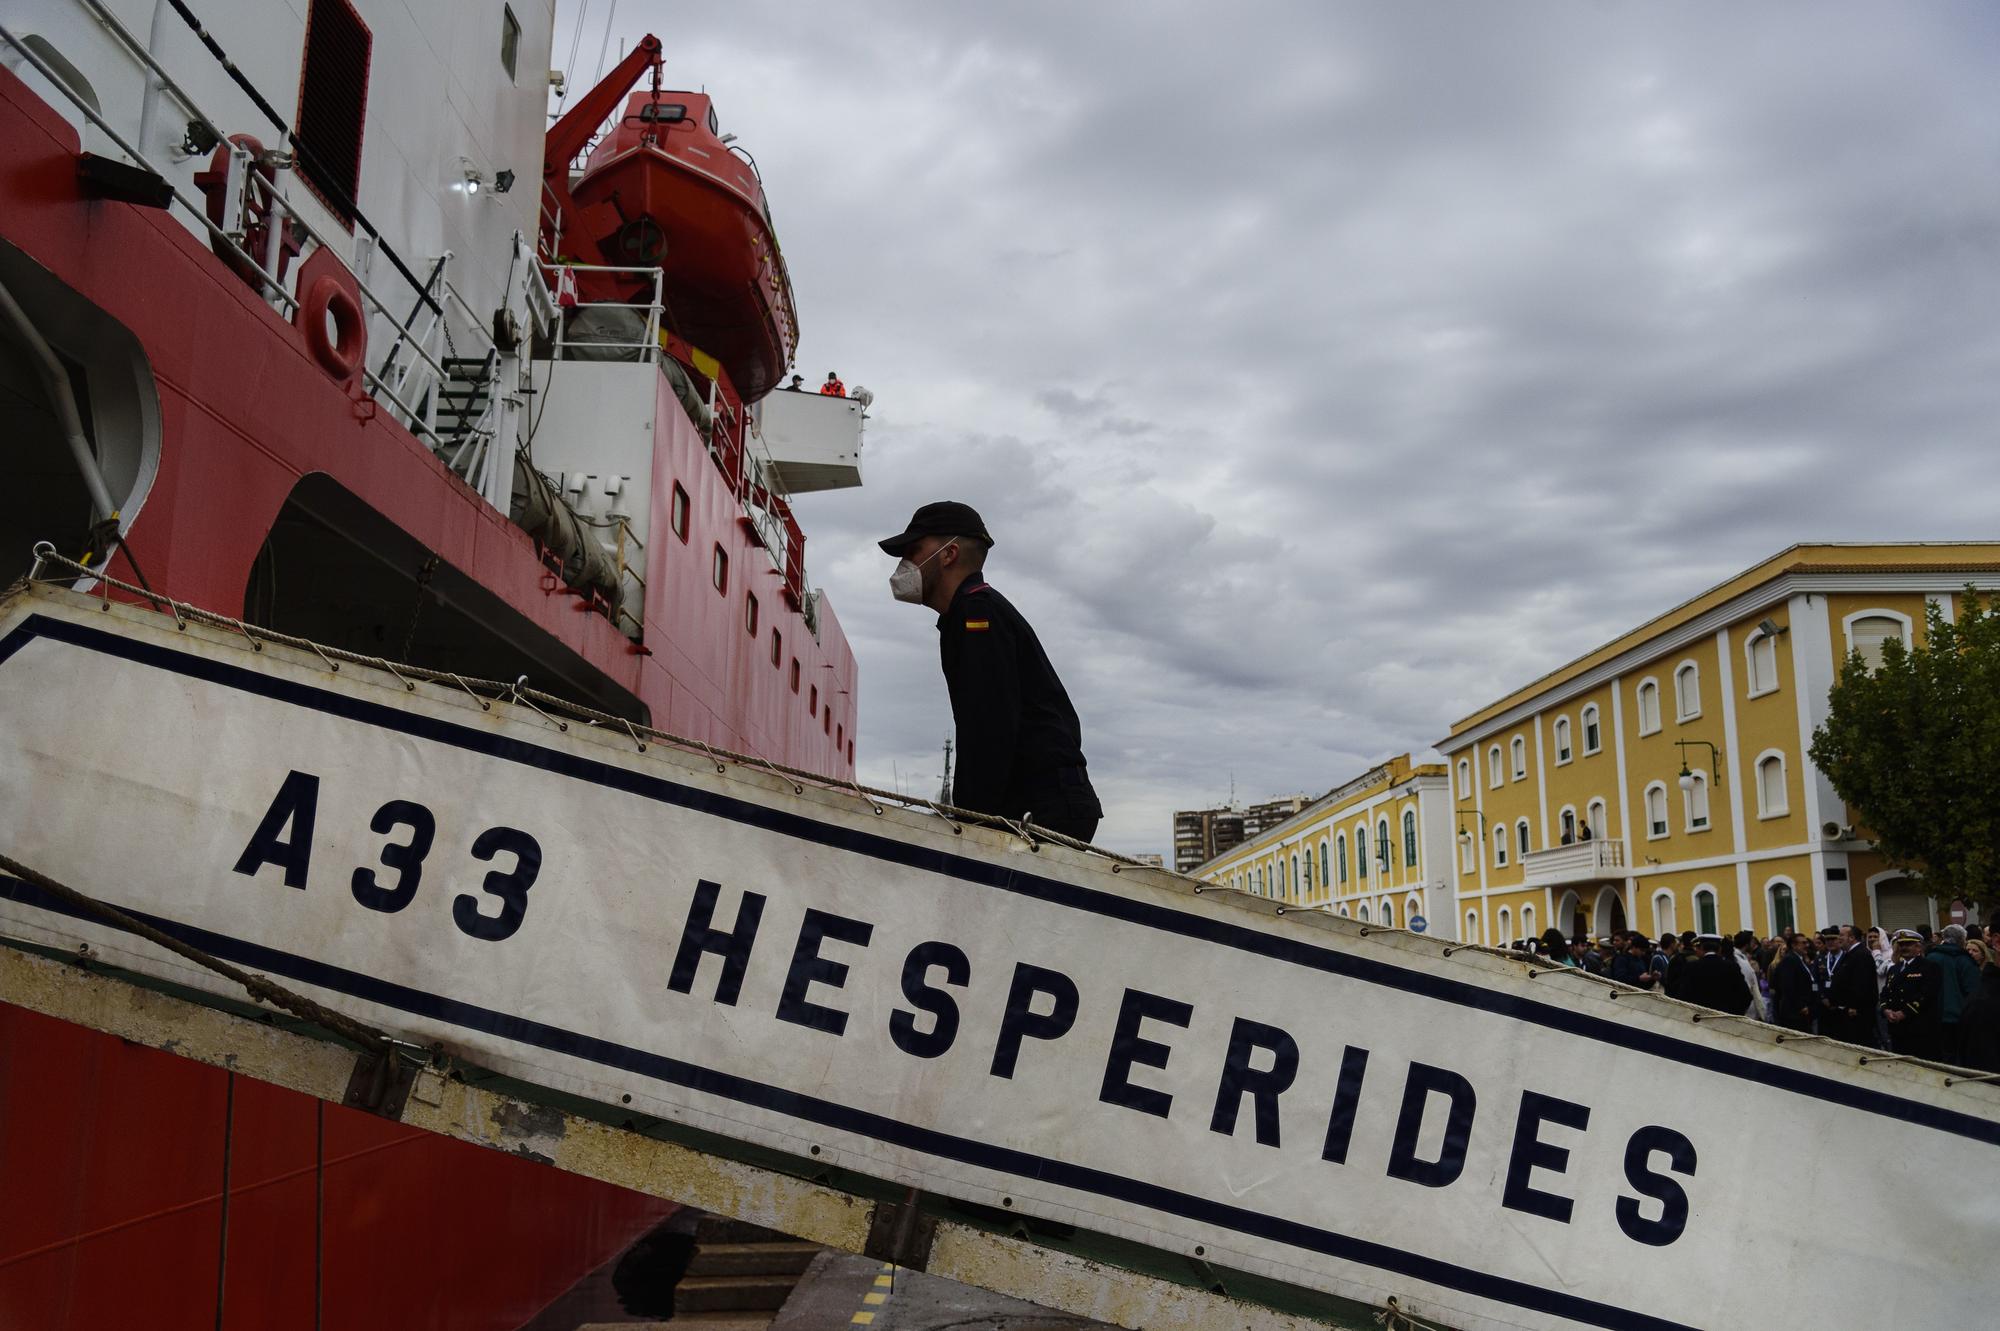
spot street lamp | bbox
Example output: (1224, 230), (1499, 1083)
(1675, 738), (1722, 791)
(1457, 809), (1489, 848)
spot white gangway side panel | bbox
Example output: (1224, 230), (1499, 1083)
(0, 585), (1994, 1331)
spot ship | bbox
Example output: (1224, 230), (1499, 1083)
(0, 2), (864, 1324)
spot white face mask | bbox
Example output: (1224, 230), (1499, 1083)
(889, 540), (956, 604)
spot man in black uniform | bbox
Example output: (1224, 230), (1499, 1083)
(1681, 934), (1751, 1014)
(1820, 923), (1880, 1047)
(1878, 929), (1933, 1058)
(1770, 930), (1818, 1032)
(880, 501), (1103, 842)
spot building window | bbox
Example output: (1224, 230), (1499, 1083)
(790, 659), (800, 693)
(1460, 833), (1476, 874)
(1554, 716), (1572, 764)
(837, 723), (844, 750)
(1581, 704), (1601, 754)
(1645, 783), (1668, 838)
(1492, 826), (1508, 868)
(1516, 818), (1530, 858)
(1768, 880), (1796, 934)
(295, 0), (372, 227)
(1652, 890), (1676, 936)
(1376, 818), (1391, 878)
(1488, 745), (1503, 789)
(1465, 910), (1480, 944)
(745, 592), (759, 637)
(1355, 826), (1369, 878)
(1319, 839), (1331, 887)
(711, 544), (728, 593)
(1457, 758), (1470, 798)
(1756, 752), (1788, 818)
(1587, 798), (1607, 840)
(770, 627), (782, 666)
(808, 685), (818, 718)
(1674, 661), (1701, 721)
(1845, 612), (1910, 670)
(1337, 834), (1348, 883)
(671, 483), (690, 541)
(1636, 679), (1661, 735)
(1498, 907), (1513, 947)
(1522, 904), (1536, 940)
(848, 740), (854, 764)
(824, 707), (831, 736)
(1746, 630), (1779, 696)
(1560, 808), (1577, 843)
(1358, 903), (1370, 923)
(1303, 848), (1314, 892)
(1256, 867), (1265, 895)
(1693, 886), (1719, 935)
(1402, 809), (1417, 867)
(1684, 771), (1710, 832)
(1379, 899), (1395, 928)
(1510, 735), (1526, 780)
(500, 5), (520, 78)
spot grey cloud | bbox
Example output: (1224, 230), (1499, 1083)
(583, 1), (2000, 854)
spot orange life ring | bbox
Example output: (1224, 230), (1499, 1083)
(301, 275), (365, 381)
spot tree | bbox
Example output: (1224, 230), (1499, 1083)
(1809, 587), (2000, 911)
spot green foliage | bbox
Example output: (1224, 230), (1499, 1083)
(1809, 587), (2000, 907)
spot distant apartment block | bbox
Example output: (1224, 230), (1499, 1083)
(1172, 807), (1245, 874)
(1244, 795), (1312, 838)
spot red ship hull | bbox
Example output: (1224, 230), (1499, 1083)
(0, 59), (842, 1330)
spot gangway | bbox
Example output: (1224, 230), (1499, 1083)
(2, 566), (1996, 1331)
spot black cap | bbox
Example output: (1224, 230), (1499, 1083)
(878, 501), (994, 556)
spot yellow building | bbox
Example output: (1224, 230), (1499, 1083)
(1195, 755), (1459, 938)
(1435, 542), (2000, 948)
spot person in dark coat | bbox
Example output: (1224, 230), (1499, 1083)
(1821, 924), (1880, 1047)
(1770, 932), (1818, 1032)
(880, 501), (1102, 841)
(1878, 929), (1934, 1058)
(1609, 935), (1659, 989)
(1922, 925), (1983, 1063)
(1958, 961), (2000, 1074)
(1661, 933), (1693, 1001)
(1681, 935), (1751, 1014)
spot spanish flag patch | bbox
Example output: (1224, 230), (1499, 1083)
(964, 619), (991, 631)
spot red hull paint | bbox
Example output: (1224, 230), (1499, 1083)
(0, 60), (847, 1329)
(573, 92), (797, 402)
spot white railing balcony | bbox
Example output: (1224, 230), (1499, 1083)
(1521, 840), (1625, 888)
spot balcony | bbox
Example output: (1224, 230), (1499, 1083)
(1520, 840), (1625, 888)
(756, 390), (864, 493)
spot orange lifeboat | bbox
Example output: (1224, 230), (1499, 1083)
(567, 91), (798, 402)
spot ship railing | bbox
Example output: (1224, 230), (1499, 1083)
(0, 6), (501, 458)
(540, 260), (666, 362)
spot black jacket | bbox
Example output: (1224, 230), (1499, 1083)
(937, 579), (1099, 821)
(1770, 952), (1817, 1031)
(1822, 945), (1879, 1046)
(1960, 965), (2000, 1074)
(1682, 953), (1751, 1014)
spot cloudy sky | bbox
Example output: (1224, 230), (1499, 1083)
(557, 2), (1999, 856)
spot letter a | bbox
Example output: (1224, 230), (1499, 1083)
(233, 770), (321, 889)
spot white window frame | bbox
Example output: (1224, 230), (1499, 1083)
(1379, 898), (1395, 928)
(1516, 817), (1531, 858)
(1510, 735), (1527, 780)
(1319, 838), (1331, 888)
(1683, 770), (1711, 832)
(1644, 782), (1669, 840)
(1652, 889), (1676, 936)
(1337, 832), (1348, 883)
(1355, 823), (1370, 877)
(1498, 907), (1513, 947)
(1290, 853), (1300, 897)
(1693, 885), (1719, 935)
(1559, 805), (1577, 843)
(1636, 678), (1661, 735)
(1842, 608), (1913, 670)
(1405, 892), (1422, 924)
(1465, 910), (1481, 944)
(1581, 703), (1601, 755)
(1587, 797), (1608, 840)
(1358, 903), (1370, 923)
(1553, 715), (1572, 765)
(1755, 750), (1789, 819)
(1744, 629), (1780, 698)
(1765, 876), (1798, 935)
(1522, 904), (1536, 941)
(1460, 832), (1476, 875)
(1457, 758), (1470, 798)
(1488, 745), (1503, 789)
(1402, 808), (1418, 867)
(1492, 826), (1509, 868)
(1673, 660), (1702, 722)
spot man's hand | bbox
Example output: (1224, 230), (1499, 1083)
(1886, 1009), (1905, 1024)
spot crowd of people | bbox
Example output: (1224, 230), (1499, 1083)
(1516, 919), (2000, 1071)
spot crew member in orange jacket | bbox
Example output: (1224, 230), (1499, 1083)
(820, 372), (846, 396)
